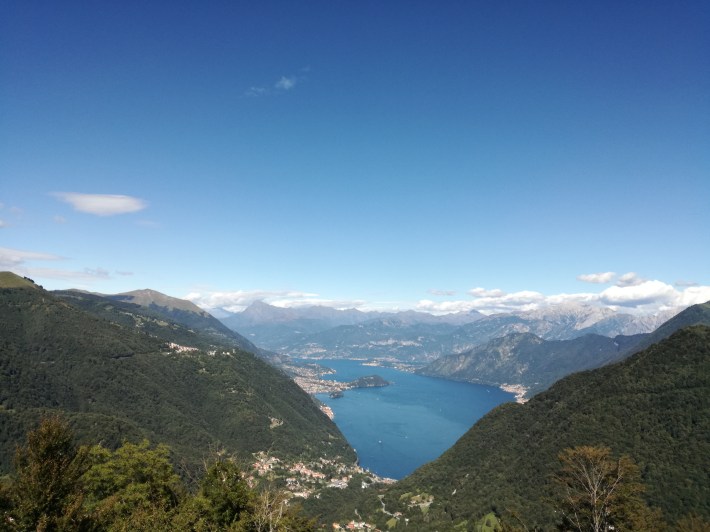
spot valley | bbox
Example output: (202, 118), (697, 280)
(1, 272), (709, 530)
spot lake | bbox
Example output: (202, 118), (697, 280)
(312, 359), (514, 479)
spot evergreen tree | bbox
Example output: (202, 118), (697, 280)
(8, 415), (89, 531)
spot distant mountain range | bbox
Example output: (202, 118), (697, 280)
(218, 300), (679, 364)
(419, 301), (710, 396)
(0, 272), (354, 473)
(219, 301), (484, 352)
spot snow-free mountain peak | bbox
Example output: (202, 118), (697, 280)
(113, 288), (210, 316)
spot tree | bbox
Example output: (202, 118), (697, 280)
(82, 440), (183, 527)
(198, 459), (251, 528)
(9, 415), (89, 531)
(553, 445), (662, 531)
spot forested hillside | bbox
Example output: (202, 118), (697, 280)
(0, 276), (355, 474)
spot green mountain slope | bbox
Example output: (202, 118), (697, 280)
(0, 272), (39, 289)
(53, 289), (259, 354)
(356, 325), (710, 529)
(419, 331), (644, 396)
(0, 282), (355, 473)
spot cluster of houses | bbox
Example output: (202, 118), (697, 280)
(250, 452), (393, 499)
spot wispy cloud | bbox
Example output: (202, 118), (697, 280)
(0, 246), (116, 285)
(245, 70), (306, 97)
(0, 247), (62, 269)
(53, 193), (148, 216)
(271, 297), (366, 310)
(577, 271), (615, 284)
(275, 76), (296, 90)
(23, 267), (112, 281)
(0, 219), (6, 228)
(616, 272), (645, 287)
(245, 86), (269, 97)
(428, 289), (456, 296)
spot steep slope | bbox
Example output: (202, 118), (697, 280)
(54, 289), (261, 355)
(419, 332), (644, 396)
(0, 283), (355, 473)
(106, 289), (261, 354)
(421, 301), (710, 397)
(353, 325), (710, 530)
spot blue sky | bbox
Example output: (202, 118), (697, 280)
(2, 1), (709, 315)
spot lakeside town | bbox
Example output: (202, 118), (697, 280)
(248, 452), (395, 530)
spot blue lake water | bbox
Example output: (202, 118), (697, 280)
(310, 359), (514, 479)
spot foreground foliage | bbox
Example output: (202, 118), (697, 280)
(1, 416), (315, 531)
(552, 446), (662, 531)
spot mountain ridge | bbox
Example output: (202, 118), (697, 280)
(419, 301), (710, 397)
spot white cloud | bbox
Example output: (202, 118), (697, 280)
(185, 289), (320, 313)
(599, 280), (677, 307)
(189, 272), (710, 317)
(53, 215), (67, 224)
(416, 299), (481, 314)
(677, 285), (710, 307)
(275, 76), (296, 90)
(468, 287), (506, 298)
(185, 289), (369, 313)
(417, 288), (549, 314)
(546, 292), (599, 305)
(419, 273), (710, 316)
(577, 271), (615, 284)
(246, 72), (304, 97)
(53, 193), (147, 216)
(616, 272), (644, 287)
(270, 298), (366, 310)
(0, 219), (6, 228)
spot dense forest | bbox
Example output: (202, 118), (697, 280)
(0, 277), (355, 475)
